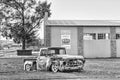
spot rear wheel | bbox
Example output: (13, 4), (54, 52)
(25, 64), (31, 71)
(51, 63), (59, 72)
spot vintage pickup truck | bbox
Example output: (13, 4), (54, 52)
(24, 47), (85, 72)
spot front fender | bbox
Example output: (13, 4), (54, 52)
(46, 58), (52, 70)
(46, 58), (60, 70)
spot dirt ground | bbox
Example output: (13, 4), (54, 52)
(0, 58), (120, 80)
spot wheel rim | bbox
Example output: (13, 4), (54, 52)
(26, 64), (31, 71)
(51, 64), (58, 72)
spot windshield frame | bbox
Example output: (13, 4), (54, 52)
(40, 48), (66, 56)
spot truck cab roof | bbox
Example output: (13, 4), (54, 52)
(40, 47), (65, 50)
(39, 47), (66, 56)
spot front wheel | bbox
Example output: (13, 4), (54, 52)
(25, 64), (31, 71)
(51, 64), (59, 72)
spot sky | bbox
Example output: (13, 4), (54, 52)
(43, 0), (120, 20)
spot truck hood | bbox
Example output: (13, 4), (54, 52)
(55, 55), (84, 59)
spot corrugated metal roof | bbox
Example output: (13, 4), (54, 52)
(46, 20), (120, 26)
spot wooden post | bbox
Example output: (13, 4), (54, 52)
(44, 12), (48, 47)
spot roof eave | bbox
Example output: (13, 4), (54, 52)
(46, 24), (120, 27)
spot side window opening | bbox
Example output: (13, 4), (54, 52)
(59, 49), (66, 55)
(40, 49), (48, 56)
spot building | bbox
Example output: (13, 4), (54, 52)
(44, 20), (120, 58)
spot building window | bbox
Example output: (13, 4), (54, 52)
(83, 33), (96, 40)
(98, 33), (105, 39)
(116, 33), (120, 39)
(98, 33), (110, 40)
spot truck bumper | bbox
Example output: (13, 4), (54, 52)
(60, 66), (83, 71)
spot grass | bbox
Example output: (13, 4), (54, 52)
(0, 58), (24, 73)
(0, 56), (120, 79)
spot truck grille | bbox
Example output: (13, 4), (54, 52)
(66, 60), (80, 67)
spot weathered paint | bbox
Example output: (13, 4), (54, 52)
(51, 26), (78, 55)
(83, 27), (111, 58)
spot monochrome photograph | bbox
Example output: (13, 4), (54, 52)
(0, 0), (120, 80)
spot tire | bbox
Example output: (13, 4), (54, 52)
(25, 64), (31, 71)
(51, 63), (59, 72)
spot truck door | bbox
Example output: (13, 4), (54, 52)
(36, 49), (48, 70)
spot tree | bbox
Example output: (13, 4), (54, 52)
(0, 0), (51, 50)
